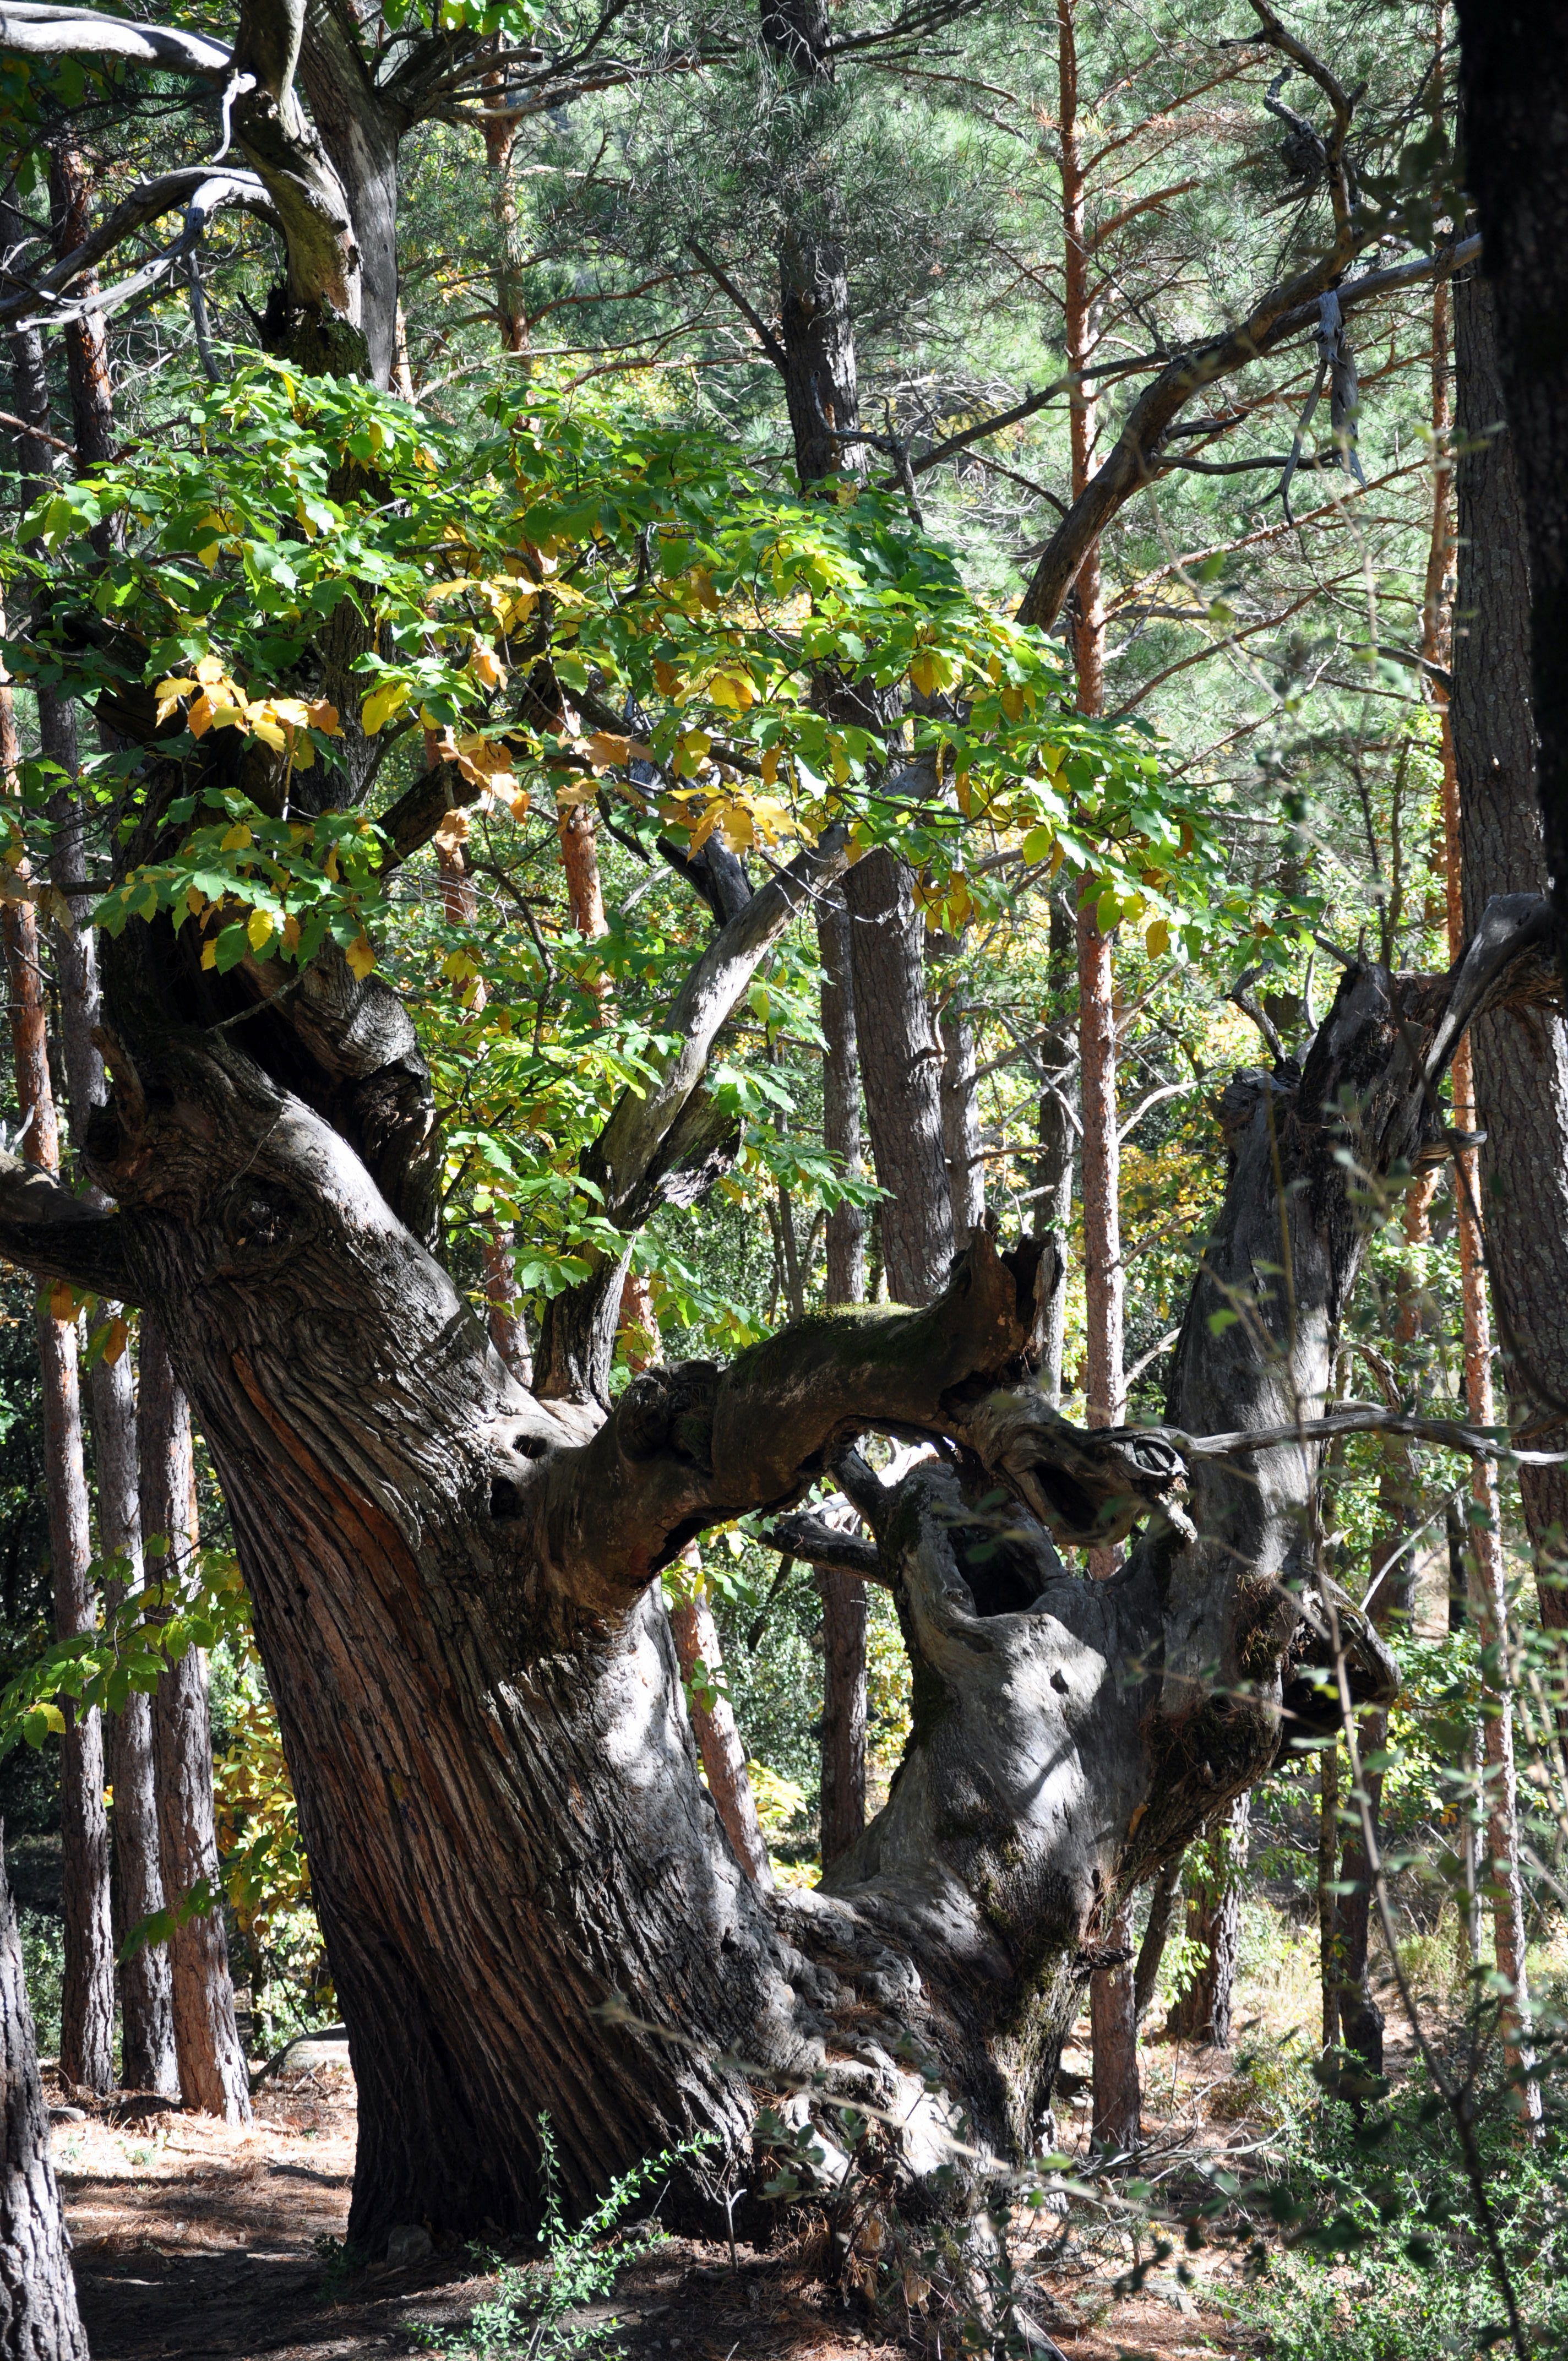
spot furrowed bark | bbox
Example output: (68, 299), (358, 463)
(938, 1004), (984, 1252)
(816, 889), (869, 1858)
(818, 890), (867, 1307)
(1166, 1796), (1248, 2050)
(140, 1322), (251, 2124)
(843, 851), (952, 1306)
(1032, 895), (1076, 1407)
(0, 1825), (90, 2359)
(778, 229), (863, 492)
(1455, 0), (1568, 986)
(97, 1342), (177, 2098)
(1450, 265), (1568, 1609)
(1058, 0), (1139, 2139)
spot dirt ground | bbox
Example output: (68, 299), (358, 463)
(53, 2035), (1292, 2361)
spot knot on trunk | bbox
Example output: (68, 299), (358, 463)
(1074, 1940), (1132, 1973)
(616, 1359), (721, 1469)
(959, 1389), (1193, 1549)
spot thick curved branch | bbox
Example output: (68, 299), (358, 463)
(0, 1151), (132, 1296)
(1016, 235), (1480, 631)
(537, 1222), (1054, 1600)
(0, 2), (230, 76)
(3, 174), (277, 334)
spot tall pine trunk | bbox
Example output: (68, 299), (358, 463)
(1450, 266), (1568, 1618)
(1059, 0), (1136, 2137)
(36, 182), (177, 2090)
(140, 1323), (251, 2123)
(0, 758), (114, 2093)
(1166, 1796), (1249, 2051)
(0, 1826), (89, 2358)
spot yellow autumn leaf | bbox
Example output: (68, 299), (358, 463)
(187, 693), (215, 739)
(47, 1280), (74, 1322)
(652, 657), (684, 696)
(361, 682), (409, 735)
(760, 747), (781, 786)
(247, 907), (275, 951)
(1146, 918), (1171, 958)
(186, 885), (206, 918)
(220, 823), (253, 852)
(910, 650), (938, 698)
(201, 939), (218, 970)
(291, 733), (315, 771)
(282, 915), (302, 953)
(345, 934), (375, 981)
(154, 676), (196, 725)
(471, 643), (504, 689)
(249, 719), (287, 754)
(194, 654), (227, 686)
(581, 732), (631, 773)
(706, 670), (755, 712)
(307, 699), (342, 737)
(102, 1316), (128, 1367)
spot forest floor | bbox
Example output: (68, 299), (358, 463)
(50, 1971), (1391, 2361)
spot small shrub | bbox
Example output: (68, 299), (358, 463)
(414, 2114), (709, 2358)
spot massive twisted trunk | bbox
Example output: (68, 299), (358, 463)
(0, 864), (1537, 2249)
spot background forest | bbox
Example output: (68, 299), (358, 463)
(0, 0), (1565, 2353)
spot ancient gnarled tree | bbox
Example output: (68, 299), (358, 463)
(0, 0), (1558, 2257)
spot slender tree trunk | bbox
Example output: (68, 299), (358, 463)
(842, 852), (953, 1306)
(1319, 1743), (1341, 2057)
(818, 891), (866, 1306)
(1337, 1182), (1436, 2079)
(1132, 1855), (1182, 2025)
(96, 1344), (176, 2097)
(1434, 270), (1540, 2118)
(483, 1224), (532, 1385)
(0, 670), (114, 2095)
(668, 1586), (771, 1887)
(1033, 896), (1076, 1407)
(1060, 0), (1135, 2131)
(483, 79), (529, 356)
(939, 1005), (984, 1252)
(1090, 1896), (1138, 2149)
(140, 1321), (251, 2124)
(0, 1826), (89, 2359)
(817, 1566), (867, 1869)
(40, 156), (175, 2095)
(558, 799), (608, 951)
(816, 891), (869, 1858)
(1167, 1796), (1249, 2051)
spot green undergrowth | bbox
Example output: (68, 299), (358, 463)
(1232, 2060), (1568, 2360)
(411, 2114), (709, 2359)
